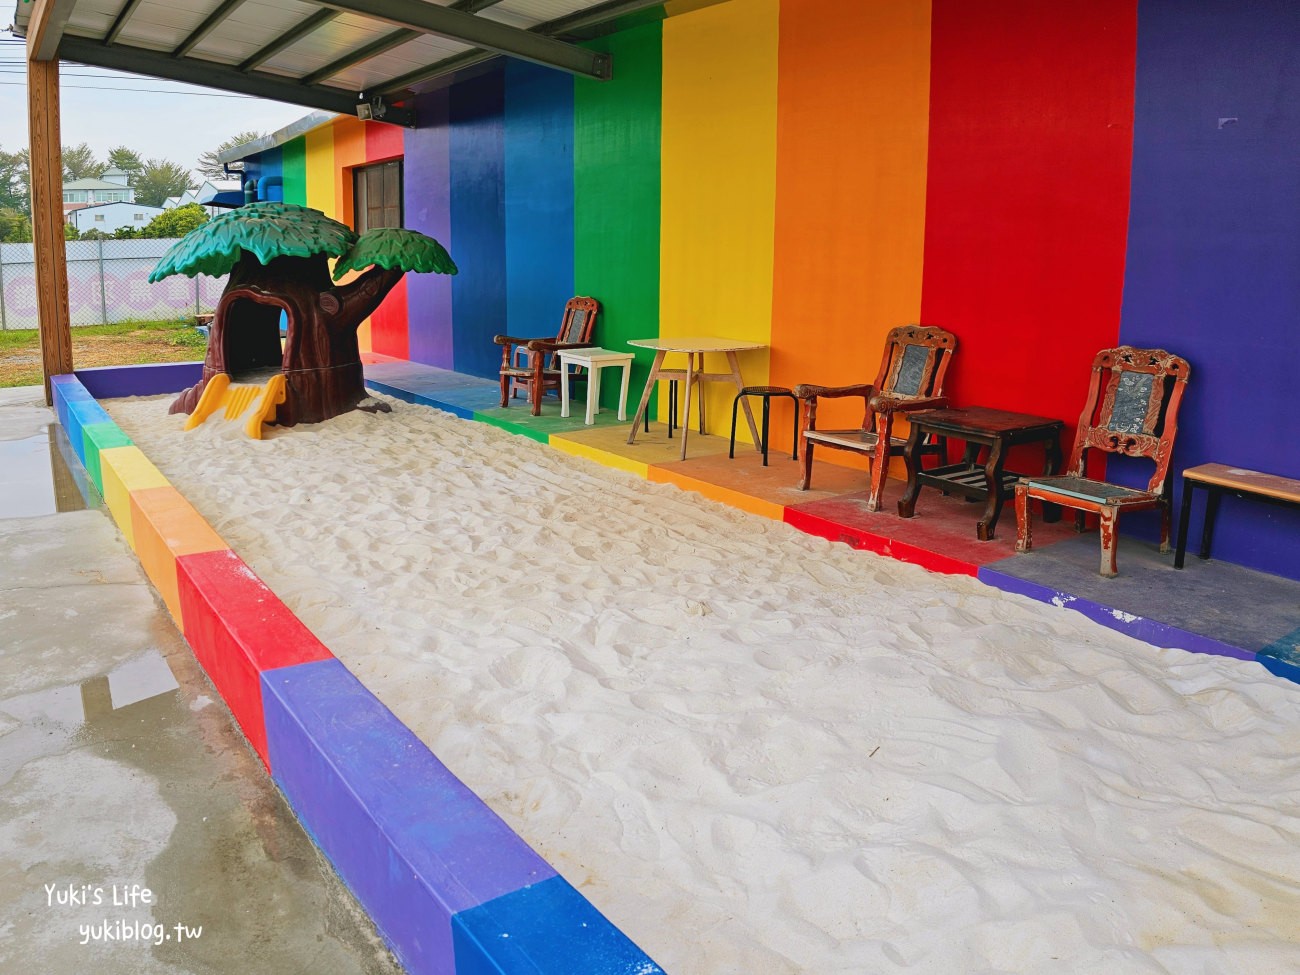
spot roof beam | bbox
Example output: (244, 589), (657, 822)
(238, 9), (340, 72)
(173, 0), (250, 59)
(58, 36), (415, 126)
(105, 0), (146, 46)
(315, 0), (610, 80)
(300, 28), (420, 87)
(377, 0), (668, 97)
(25, 0), (79, 61)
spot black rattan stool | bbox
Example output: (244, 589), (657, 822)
(730, 386), (798, 467)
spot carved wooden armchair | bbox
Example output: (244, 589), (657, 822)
(795, 325), (957, 511)
(1014, 346), (1191, 577)
(494, 297), (600, 416)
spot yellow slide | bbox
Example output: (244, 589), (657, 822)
(184, 373), (287, 439)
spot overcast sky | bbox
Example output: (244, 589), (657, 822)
(0, 33), (314, 182)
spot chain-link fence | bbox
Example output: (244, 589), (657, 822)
(0, 238), (227, 330)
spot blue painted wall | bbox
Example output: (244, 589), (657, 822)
(449, 71), (508, 380)
(504, 62), (575, 339)
(1120, 0), (1300, 579)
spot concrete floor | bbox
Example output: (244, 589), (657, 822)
(0, 387), (403, 975)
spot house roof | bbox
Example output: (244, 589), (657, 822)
(63, 177), (134, 191)
(72, 201), (166, 213)
(13, 0), (708, 130)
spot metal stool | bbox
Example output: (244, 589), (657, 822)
(643, 380), (682, 438)
(730, 386), (798, 467)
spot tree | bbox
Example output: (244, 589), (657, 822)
(0, 147), (29, 215)
(79, 228), (110, 241)
(0, 208), (31, 243)
(141, 203), (208, 239)
(113, 225), (140, 239)
(106, 146), (144, 185)
(62, 143), (104, 181)
(64, 223), (79, 241)
(134, 159), (193, 208)
(197, 131), (267, 180)
(151, 202), (456, 427)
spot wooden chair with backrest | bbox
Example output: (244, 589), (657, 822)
(494, 297), (601, 416)
(1014, 346), (1191, 577)
(795, 325), (957, 511)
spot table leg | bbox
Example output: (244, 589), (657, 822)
(724, 350), (761, 449)
(680, 352), (696, 461)
(1200, 487), (1222, 560)
(560, 359), (571, 418)
(586, 363), (600, 425)
(1041, 430), (1063, 523)
(627, 350), (667, 444)
(618, 362), (630, 421)
(1174, 479), (1194, 569)
(696, 354), (707, 434)
(896, 421), (928, 518)
(977, 437), (1007, 541)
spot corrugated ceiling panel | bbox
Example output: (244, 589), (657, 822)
(329, 34), (473, 91)
(477, 7), (536, 29)
(118, 0), (214, 49)
(258, 12), (395, 77)
(190, 0), (321, 64)
(68, 0), (123, 36)
(492, 0), (596, 23)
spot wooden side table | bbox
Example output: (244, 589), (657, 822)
(898, 406), (1065, 540)
(557, 348), (634, 425)
(1175, 463), (1300, 568)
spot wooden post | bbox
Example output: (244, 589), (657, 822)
(27, 57), (72, 404)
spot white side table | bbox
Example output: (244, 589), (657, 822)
(557, 348), (634, 425)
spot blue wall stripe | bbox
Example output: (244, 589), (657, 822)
(504, 61), (576, 341)
(450, 70), (508, 381)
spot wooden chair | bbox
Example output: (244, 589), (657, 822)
(494, 297), (600, 416)
(1014, 346), (1191, 577)
(795, 325), (956, 511)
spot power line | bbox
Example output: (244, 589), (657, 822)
(0, 80), (261, 98)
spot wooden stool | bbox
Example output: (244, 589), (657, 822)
(730, 386), (798, 467)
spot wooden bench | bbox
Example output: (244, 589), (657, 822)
(1174, 463), (1300, 568)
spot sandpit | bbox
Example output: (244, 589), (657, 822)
(107, 393), (1300, 974)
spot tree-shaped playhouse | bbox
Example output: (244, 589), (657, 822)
(150, 202), (456, 435)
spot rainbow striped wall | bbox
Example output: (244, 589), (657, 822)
(232, 0), (1300, 582)
(49, 371), (665, 975)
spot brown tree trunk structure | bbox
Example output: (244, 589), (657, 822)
(170, 253), (403, 427)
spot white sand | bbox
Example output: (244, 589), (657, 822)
(108, 393), (1300, 974)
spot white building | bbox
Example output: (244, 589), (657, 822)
(62, 168), (136, 219)
(164, 180), (240, 216)
(70, 201), (167, 235)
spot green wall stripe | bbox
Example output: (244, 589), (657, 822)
(281, 137), (308, 206)
(574, 22), (662, 415)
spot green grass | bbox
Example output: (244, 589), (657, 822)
(0, 318), (209, 388)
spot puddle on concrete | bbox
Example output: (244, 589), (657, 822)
(0, 424), (98, 519)
(0, 649), (181, 790)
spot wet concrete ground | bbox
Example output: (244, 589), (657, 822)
(0, 386), (404, 974)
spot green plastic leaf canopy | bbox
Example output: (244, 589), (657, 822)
(149, 202), (357, 282)
(332, 228), (458, 281)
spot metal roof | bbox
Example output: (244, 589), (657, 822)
(14, 0), (696, 129)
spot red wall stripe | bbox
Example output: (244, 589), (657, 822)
(920, 0), (1138, 460)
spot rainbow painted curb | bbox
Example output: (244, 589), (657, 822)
(50, 369), (665, 975)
